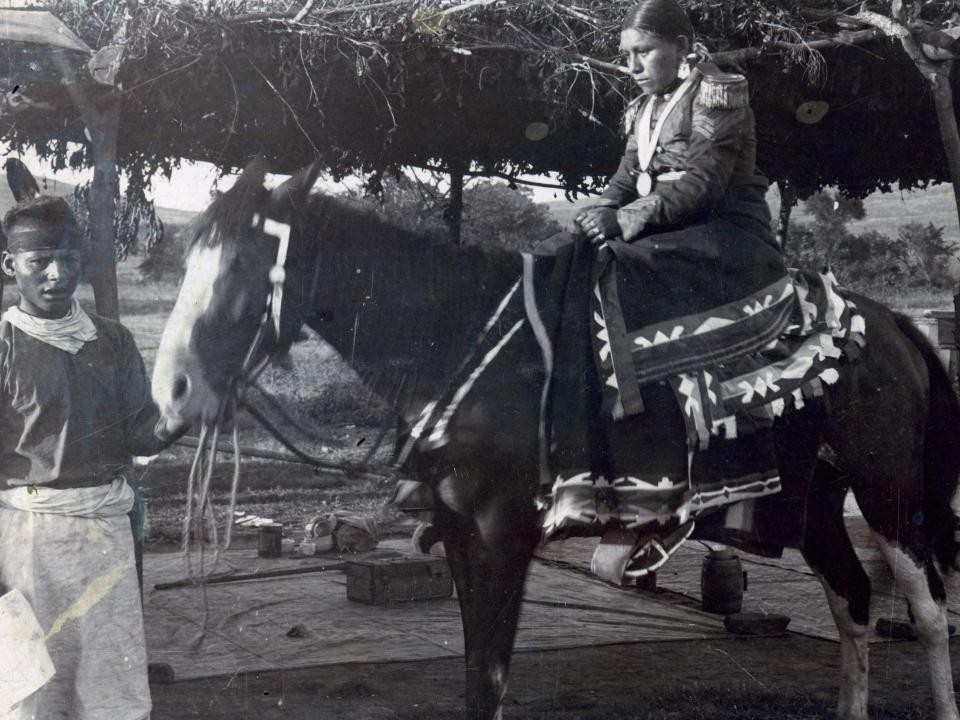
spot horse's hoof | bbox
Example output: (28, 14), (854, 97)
(876, 617), (957, 640)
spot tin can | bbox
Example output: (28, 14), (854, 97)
(258, 523), (283, 558)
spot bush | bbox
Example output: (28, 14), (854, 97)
(138, 222), (189, 281)
(360, 174), (561, 251)
(460, 182), (562, 251)
(784, 190), (958, 294)
(898, 221), (955, 287)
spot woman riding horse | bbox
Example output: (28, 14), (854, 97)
(539, 0), (794, 556)
(574, 0), (785, 326)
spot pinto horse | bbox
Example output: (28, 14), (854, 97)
(152, 162), (960, 720)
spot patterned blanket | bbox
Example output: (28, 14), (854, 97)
(537, 241), (864, 574)
(397, 241), (864, 576)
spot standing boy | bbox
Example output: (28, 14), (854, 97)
(0, 194), (183, 719)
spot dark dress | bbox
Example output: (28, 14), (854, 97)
(592, 62), (786, 328)
(540, 64), (791, 542)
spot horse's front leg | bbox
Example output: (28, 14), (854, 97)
(435, 473), (540, 720)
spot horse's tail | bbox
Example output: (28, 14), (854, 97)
(895, 313), (960, 572)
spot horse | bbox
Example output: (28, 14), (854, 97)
(151, 161), (960, 720)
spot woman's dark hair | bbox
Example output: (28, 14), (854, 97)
(623, 0), (694, 42)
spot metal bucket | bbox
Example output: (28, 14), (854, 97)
(0, 589), (54, 713)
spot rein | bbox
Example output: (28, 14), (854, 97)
(177, 215), (302, 643)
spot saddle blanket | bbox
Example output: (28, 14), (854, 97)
(396, 245), (865, 575)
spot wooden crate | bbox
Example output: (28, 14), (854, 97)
(345, 555), (453, 605)
(930, 310), (957, 349)
(927, 310), (958, 378)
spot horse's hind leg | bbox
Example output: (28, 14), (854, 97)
(801, 462), (872, 720)
(868, 530), (959, 720)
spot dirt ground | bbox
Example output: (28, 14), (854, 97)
(144, 518), (955, 718)
(150, 631), (950, 719)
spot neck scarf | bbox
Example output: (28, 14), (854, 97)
(3, 298), (98, 354)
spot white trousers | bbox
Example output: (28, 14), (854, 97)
(0, 480), (151, 720)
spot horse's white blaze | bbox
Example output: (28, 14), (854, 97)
(151, 243), (224, 418)
(871, 534), (960, 720)
(814, 575), (869, 720)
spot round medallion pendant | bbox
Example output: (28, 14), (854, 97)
(637, 171), (654, 197)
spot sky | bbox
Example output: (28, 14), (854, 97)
(5, 144), (565, 212)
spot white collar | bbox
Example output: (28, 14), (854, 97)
(3, 298), (98, 354)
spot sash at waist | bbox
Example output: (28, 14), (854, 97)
(0, 477), (134, 518)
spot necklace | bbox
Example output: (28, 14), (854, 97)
(634, 72), (697, 197)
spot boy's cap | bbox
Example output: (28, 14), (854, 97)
(3, 196), (82, 253)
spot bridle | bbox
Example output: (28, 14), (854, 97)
(220, 207), (394, 475)
(237, 213), (292, 383)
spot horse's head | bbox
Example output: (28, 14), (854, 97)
(151, 160), (321, 430)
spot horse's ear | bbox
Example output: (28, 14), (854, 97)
(269, 162), (322, 219)
(235, 157), (269, 191)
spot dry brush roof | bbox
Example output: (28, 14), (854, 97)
(13, 0), (960, 195)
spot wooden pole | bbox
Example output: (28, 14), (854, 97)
(931, 71), (960, 388)
(929, 68), (960, 222)
(858, 7), (960, 385)
(174, 435), (399, 480)
(444, 158), (466, 245)
(47, 58), (122, 319)
(85, 99), (121, 320)
(776, 180), (798, 257)
(154, 561), (347, 591)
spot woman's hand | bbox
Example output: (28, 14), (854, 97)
(575, 207), (622, 243)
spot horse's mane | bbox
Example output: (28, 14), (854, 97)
(294, 192), (526, 404)
(300, 192), (521, 300)
(186, 174), (271, 254)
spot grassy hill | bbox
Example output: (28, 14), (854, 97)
(544, 183), (960, 247)
(544, 183), (960, 272)
(542, 183), (959, 310)
(0, 175), (196, 227)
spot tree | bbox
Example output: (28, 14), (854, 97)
(898, 221), (957, 286)
(798, 191), (867, 268)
